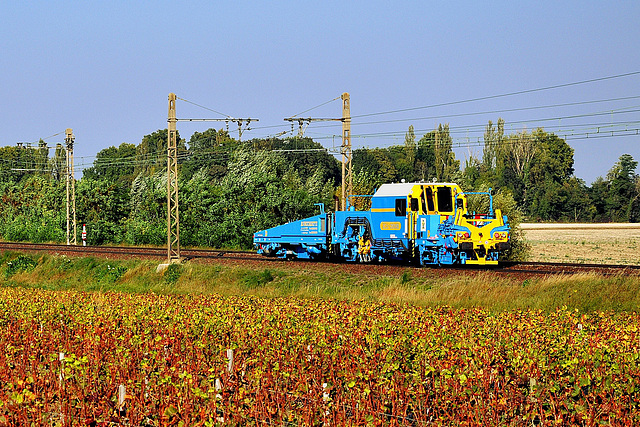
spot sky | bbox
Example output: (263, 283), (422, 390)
(1, 1), (639, 185)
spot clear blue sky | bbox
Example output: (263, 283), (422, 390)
(2, 1), (639, 184)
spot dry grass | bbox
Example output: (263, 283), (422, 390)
(524, 225), (640, 265)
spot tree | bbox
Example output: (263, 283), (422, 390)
(82, 143), (137, 184)
(76, 177), (131, 244)
(0, 144), (47, 184)
(48, 144), (66, 182)
(269, 137), (341, 186)
(526, 130), (574, 220)
(134, 129), (186, 176)
(461, 156), (482, 191)
(404, 125), (416, 170)
(433, 124), (460, 182)
(605, 154), (638, 222)
(495, 130), (539, 206)
(482, 118), (505, 171)
(562, 177), (592, 222)
(182, 128), (237, 180)
(353, 148), (399, 187)
(415, 132), (436, 180)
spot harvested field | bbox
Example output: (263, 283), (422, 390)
(523, 223), (640, 265)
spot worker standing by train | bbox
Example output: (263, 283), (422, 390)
(358, 234), (371, 262)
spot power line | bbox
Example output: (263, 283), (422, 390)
(351, 71), (640, 119)
(289, 96), (341, 118)
(175, 96), (231, 118)
(304, 107), (640, 141)
(301, 95), (640, 130)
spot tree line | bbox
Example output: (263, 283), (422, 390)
(353, 121), (639, 223)
(0, 119), (637, 252)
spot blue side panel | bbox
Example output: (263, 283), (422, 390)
(415, 214), (446, 265)
(332, 207), (410, 262)
(253, 214), (328, 259)
(331, 211), (373, 262)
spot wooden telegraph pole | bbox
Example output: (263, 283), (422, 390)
(167, 94), (180, 263)
(65, 128), (77, 245)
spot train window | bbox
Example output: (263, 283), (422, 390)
(395, 198), (407, 216)
(437, 187), (453, 213)
(410, 197), (419, 212)
(456, 198), (464, 210)
(425, 187), (435, 212)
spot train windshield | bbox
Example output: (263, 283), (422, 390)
(437, 186), (453, 213)
(424, 187), (435, 212)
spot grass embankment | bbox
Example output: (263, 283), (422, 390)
(2, 251), (639, 312)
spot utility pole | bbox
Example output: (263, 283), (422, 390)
(167, 93), (180, 264)
(283, 92), (351, 210)
(65, 129), (77, 245)
(341, 92), (351, 211)
(164, 95), (257, 266)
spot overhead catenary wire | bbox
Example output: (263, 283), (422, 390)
(247, 93), (640, 144)
(297, 102), (640, 141)
(4, 71), (640, 173)
(293, 95), (640, 131)
(350, 71), (640, 119)
(1, 126), (637, 177)
(4, 112), (638, 174)
(4, 99), (639, 173)
(11, 120), (635, 175)
(289, 96), (342, 118)
(175, 96), (232, 118)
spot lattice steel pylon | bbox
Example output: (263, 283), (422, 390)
(65, 128), (77, 245)
(341, 92), (352, 210)
(167, 93), (180, 263)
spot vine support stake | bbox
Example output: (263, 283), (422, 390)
(226, 348), (234, 373)
(118, 384), (126, 415)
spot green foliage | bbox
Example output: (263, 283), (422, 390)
(124, 218), (166, 246)
(5, 254), (38, 277)
(241, 268), (275, 289)
(525, 130), (576, 220)
(493, 189), (530, 261)
(605, 154), (638, 222)
(163, 263), (182, 284)
(182, 128), (237, 181)
(193, 147), (333, 248)
(400, 270), (412, 284)
(96, 264), (128, 283)
(82, 143), (137, 183)
(134, 129), (186, 176)
(464, 186), (530, 261)
(0, 143), (50, 184)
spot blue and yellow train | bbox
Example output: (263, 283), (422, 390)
(253, 182), (510, 266)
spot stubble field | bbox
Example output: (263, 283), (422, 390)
(523, 224), (640, 265)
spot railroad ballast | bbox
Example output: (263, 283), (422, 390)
(253, 182), (510, 266)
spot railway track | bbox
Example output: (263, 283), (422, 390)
(1, 241), (639, 277)
(496, 260), (640, 277)
(0, 241), (266, 262)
